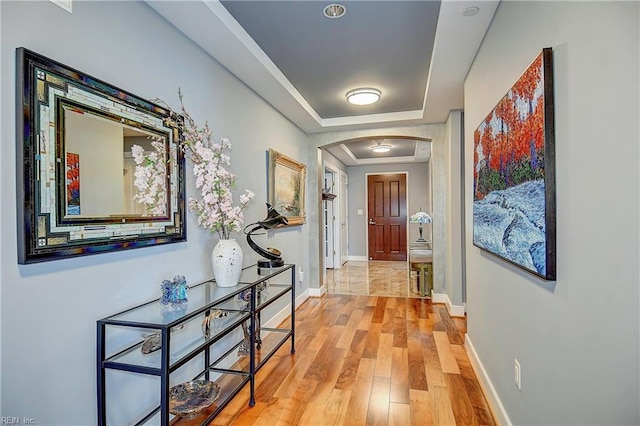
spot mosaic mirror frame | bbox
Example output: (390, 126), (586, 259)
(16, 48), (186, 264)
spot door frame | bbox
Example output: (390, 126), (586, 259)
(339, 170), (348, 266)
(365, 171), (409, 261)
(324, 162), (342, 269)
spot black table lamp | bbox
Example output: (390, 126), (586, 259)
(244, 203), (288, 268)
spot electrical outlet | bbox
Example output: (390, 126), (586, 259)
(514, 359), (522, 390)
(299, 270), (304, 283)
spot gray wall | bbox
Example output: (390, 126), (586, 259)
(1, 1), (309, 424)
(346, 162), (430, 258)
(444, 111), (465, 306)
(464, 1), (639, 424)
(322, 149), (347, 174)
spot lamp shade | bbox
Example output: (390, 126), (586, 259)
(410, 211), (432, 224)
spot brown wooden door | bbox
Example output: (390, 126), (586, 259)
(367, 173), (407, 261)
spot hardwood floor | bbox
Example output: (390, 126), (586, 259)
(182, 293), (495, 426)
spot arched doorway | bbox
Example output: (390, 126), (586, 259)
(308, 126), (441, 297)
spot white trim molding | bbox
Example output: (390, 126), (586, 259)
(262, 289), (311, 329)
(465, 334), (512, 426)
(348, 255), (368, 262)
(432, 292), (465, 317)
(308, 286), (326, 298)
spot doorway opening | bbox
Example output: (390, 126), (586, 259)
(323, 163), (347, 270)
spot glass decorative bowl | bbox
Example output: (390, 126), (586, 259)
(169, 380), (221, 419)
(160, 275), (188, 308)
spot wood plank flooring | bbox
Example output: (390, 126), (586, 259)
(179, 294), (495, 426)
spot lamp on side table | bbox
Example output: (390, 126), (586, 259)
(410, 209), (432, 242)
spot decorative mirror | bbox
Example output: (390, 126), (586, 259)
(16, 48), (186, 264)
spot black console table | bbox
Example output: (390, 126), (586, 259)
(96, 264), (295, 425)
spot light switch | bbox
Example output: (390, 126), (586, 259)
(357, 209), (363, 215)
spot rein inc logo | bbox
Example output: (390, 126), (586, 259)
(1, 418), (35, 425)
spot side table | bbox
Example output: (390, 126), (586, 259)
(408, 241), (432, 297)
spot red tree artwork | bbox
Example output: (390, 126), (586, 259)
(473, 52), (546, 201)
(66, 152), (80, 215)
(472, 48), (556, 280)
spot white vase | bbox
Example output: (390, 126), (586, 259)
(211, 239), (244, 287)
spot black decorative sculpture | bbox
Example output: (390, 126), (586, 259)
(244, 203), (288, 268)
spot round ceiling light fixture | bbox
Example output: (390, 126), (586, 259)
(323, 4), (346, 19)
(371, 140), (392, 153)
(462, 6), (480, 16)
(346, 88), (381, 105)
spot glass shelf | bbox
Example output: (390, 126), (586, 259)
(255, 328), (292, 370)
(167, 373), (249, 426)
(105, 310), (250, 371)
(140, 371), (249, 426)
(255, 284), (292, 312)
(209, 339), (252, 374)
(101, 265), (293, 328)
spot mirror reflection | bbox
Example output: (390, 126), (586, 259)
(17, 47), (186, 264)
(61, 105), (169, 218)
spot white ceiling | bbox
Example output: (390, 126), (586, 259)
(146, 0), (499, 163)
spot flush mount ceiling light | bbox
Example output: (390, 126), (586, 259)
(463, 6), (480, 16)
(323, 4), (346, 19)
(371, 140), (392, 153)
(346, 88), (381, 105)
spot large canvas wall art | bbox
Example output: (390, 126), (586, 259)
(473, 48), (556, 280)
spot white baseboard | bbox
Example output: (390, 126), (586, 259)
(431, 292), (447, 304)
(431, 292), (466, 317)
(262, 289), (310, 328)
(308, 286), (326, 297)
(348, 255), (368, 261)
(465, 334), (512, 426)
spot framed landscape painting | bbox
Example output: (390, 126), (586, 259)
(473, 48), (556, 280)
(268, 149), (306, 226)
